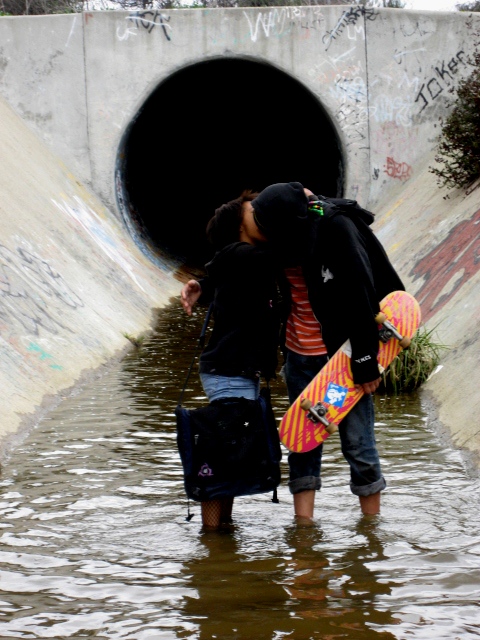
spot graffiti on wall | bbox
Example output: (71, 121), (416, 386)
(0, 244), (83, 337)
(323, 5), (377, 51)
(384, 157), (413, 182)
(27, 342), (63, 370)
(243, 6), (325, 43)
(410, 208), (480, 322)
(393, 47), (427, 67)
(415, 51), (467, 114)
(371, 94), (415, 128)
(117, 11), (172, 42)
(331, 67), (369, 164)
(243, 4), (378, 47)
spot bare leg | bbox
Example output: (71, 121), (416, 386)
(293, 489), (316, 522)
(359, 492), (380, 515)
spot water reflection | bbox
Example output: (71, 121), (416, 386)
(0, 301), (478, 639)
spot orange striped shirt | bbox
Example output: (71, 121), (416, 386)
(285, 267), (327, 356)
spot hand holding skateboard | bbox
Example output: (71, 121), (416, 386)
(279, 291), (421, 453)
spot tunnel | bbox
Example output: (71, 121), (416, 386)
(118, 57), (343, 269)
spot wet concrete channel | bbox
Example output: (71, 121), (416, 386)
(0, 302), (479, 639)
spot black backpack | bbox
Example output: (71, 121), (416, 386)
(175, 387), (282, 502)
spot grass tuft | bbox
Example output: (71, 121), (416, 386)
(123, 333), (145, 349)
(378, 325), (448, 394)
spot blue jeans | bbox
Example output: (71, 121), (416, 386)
(284, 349), (386, 497)
(200, 373), (260, 402)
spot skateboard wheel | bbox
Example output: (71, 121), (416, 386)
(326, 423), (338, 435)
(375, 312), (387, 324)
(300, 398), (313, 411)
(399, 336), (411, 348)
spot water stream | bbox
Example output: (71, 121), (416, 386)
(0, 303), (479, 639)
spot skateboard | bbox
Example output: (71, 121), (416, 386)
(279, 290), (421, 453)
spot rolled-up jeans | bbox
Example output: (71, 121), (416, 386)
(284, 349), (386, 497)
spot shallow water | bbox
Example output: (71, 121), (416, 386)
(0, 303), (479, 639)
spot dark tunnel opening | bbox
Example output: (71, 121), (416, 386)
(119, 58), (343, 269)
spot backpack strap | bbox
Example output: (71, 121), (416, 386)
(307, 194), (375, 226)
(177, 302), (214, 523)
(177, 302), (213, 407)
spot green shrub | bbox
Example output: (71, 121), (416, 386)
(430, 48), (480, 190)
(457, 1), (480, 11)
(378, 325), (447, 394)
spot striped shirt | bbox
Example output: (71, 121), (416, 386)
(285, 267), (327, 356)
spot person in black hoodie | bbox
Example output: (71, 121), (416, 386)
(182, 182), (404, 522)
(251, 183), (404, 521)
(185, 189), (279, 529)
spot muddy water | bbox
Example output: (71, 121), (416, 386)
(0, 303), (479, 640)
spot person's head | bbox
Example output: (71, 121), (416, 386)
(249, 182), (310, 266)
(250, 182), (309, 240)
(206, 190), (266, 250)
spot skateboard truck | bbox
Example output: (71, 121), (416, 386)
(299, 398), (338, 435)
(375, 312), (411, 349)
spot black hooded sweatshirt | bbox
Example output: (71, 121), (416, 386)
(199, 242), (279, 381)
(278, 198), (405, 384)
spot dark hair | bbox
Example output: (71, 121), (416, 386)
(206, 190), (259, 250)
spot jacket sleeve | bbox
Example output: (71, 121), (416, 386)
(325, 216), (382, 384)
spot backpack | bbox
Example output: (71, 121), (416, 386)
(307, 194), (375, 226)
(175, 387), (282, 502)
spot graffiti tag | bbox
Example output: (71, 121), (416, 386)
(0, 245), (83, 337)
(117, 11), (172, 41)
(415, 50), (467, 114)
(323, 5), (377, 51)
(243, 6), (324, 43)
(384, 157), (413, 182)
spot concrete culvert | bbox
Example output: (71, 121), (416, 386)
(117, 57), (343, 268)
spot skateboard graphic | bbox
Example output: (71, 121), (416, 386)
(279, 290), (421, 453)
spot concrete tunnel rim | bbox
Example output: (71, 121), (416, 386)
(114, 54), (345, 268)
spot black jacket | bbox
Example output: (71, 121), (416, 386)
(199, 242), (279, 381)
(279, 198), (405, 384)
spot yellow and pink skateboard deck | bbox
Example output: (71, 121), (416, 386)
(279, 291), (421, 453)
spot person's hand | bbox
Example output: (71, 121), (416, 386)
(181, 280), (202, 316)
(356, 377), (381, 394)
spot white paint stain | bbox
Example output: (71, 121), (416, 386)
(52, 196), (145, 292)
(65, 16), (77, 49)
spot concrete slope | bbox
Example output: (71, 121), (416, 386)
(0, 96), (180, 455)
(375, 156), (480, 469)
(1, 85), (479, 471)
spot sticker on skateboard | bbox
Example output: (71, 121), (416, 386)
(279, 290), (421, 453)
(324, 383), (348, 407)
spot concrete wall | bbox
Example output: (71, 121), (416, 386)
(0, 7), (479, 466)
(0, 96), (180, 457)
(0, 8), (477, 212)
(375, 157), (480, 470)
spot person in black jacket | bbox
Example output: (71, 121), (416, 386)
(182, 182), (404, 522)
(251, 183), (404, 521)
(184, 189), (279, 529)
